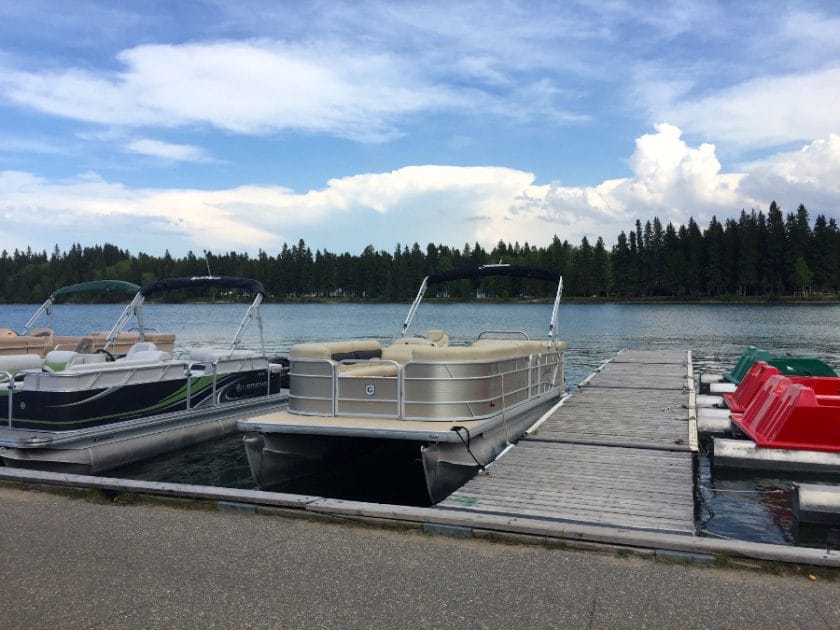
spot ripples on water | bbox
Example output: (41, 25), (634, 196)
(3, 301), (839, 545)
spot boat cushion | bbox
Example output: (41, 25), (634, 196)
(126, 342), (158, 356)
(338, 362), (399, 377)
(189, 348), (260, 362)
(116, 350), (171, 364)
(391, 330), (450, 347)
(290, 340), (382, 361)
(0, 334), (52, 357)
(44, 350), (79, 371)
(0, 353), (43, 375)
(381, 344), (419, 363)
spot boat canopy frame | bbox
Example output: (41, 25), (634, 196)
(21, 280), (141, 335)
(105, 276), (267, 355)
(399, 264), (563, 341)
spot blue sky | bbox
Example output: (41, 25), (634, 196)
(1, 1), (839, 256)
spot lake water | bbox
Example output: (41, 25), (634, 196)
(3, 301), (839, 545)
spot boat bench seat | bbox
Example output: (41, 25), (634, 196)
(0, 333), (53, 357)
(290, 340), (382, 361)
(74, 332), (141, 355)
(144, 333), (176, 352)
(391, 329), (449, 347)
(0, 353), (43, 376)
(112, 342), (170, 364)
(338, 361), (400, 378)
(381, 339), (565, 364)
(44, 350), (109, 371)
(189, 347), (260, 362)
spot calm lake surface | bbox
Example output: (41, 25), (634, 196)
(3, 301), (839, 545)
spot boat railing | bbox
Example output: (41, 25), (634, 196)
(2, 370), (13, 428)
(288, 348), (563, 421)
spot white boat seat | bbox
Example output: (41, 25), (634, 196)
(44, 350), (79, 371)
(189, 347), (259, 362)
(126, 342), (158, 356)
(0, 353), (43, 376)
(44, 351), (111, 371)
(116, 350), (171, 364)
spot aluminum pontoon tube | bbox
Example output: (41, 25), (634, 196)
(0, 415), (239, 474)
(712, 438), (840, 473)
(792, 484), (840, 526)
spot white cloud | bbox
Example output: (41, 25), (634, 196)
(738, 134), (840, 212)
(0, 40), (467, 142)
(646, 66), (840, 150)
(477, 124), (750, 245)
(125, 138), (212, 162)
(2, 126), (839, 256)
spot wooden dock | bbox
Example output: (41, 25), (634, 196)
(439, 349), (698, 535)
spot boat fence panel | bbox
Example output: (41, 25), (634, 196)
(288, 359), (336, 416)
(288, 350), (564, 421)
(336, 360), (401, 418)
(402, 353), (557, 421)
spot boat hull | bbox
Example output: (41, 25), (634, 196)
(1, 368), (282, 431)
(242, 392), (560, 504)
(0, 392), (288, 474)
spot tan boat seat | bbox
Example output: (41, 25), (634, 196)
(144, 332), (176, 352)
(0, 333), (52, 356)
(391, 329), (450, 347)
(290, 340), (382, 361)
(380, 344), (419, 363)
(338, 362), (399, 378)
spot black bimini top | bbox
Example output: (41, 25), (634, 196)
(139, 276), (265, 298)
(427, 264), (560, 285)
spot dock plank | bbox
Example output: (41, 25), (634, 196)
(438, 350), (697, 535)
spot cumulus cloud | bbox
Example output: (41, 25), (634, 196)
(476, 124), (750, 245)
(2, 126), (838, 256)
(738, 134), (840, 212)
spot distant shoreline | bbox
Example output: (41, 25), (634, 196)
(3, 296), (839, 306)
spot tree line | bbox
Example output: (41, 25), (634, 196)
(1, 202), (838, 303)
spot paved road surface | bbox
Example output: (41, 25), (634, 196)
(1, 485), (837, 629)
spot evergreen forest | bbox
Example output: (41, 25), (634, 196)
(1, 202), (838, 303)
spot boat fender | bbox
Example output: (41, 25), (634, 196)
(451, 426), (490, 474)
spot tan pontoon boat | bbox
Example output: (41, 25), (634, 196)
(239, 264), (566, 503)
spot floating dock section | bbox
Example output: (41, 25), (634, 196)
(439, 349), (698, 535)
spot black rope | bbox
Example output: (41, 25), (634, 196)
(452, 426), (489, 475)
(695, 484), (716, 534)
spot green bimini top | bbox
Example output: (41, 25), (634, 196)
(51, 280), (140, 300)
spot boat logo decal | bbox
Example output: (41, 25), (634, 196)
(365, 384), (375, 397)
